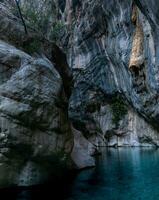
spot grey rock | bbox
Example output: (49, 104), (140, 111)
(2, 0), (159, 188)
(63, 0), (159, 147)
(71, 126), (95, 169)
(0, 40), (74, 187)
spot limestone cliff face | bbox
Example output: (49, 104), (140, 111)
(1, 0), (159, 188)
(0, 39), (74, 186)
(0, 2), (94, 187)
(61, 0), (159, 147)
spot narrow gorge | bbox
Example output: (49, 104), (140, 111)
(0, 0), (159, 199)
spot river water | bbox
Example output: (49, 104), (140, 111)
(2, 148), (159, 200)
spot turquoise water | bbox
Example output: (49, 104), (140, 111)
(2, 148), (159, 200)
(66, 148), (159, 200)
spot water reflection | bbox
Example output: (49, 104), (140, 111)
(66, 148), (159, 200)
(1, 148), (159, 200)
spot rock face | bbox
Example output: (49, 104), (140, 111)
(0, 2), (95, 187)
(0, 40), (73, 187)
(61, 0), (159, 147)
(1, 0), (159, 188)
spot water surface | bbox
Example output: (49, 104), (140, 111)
(2, 148), (159, 200)
(66, 148), (159, 200)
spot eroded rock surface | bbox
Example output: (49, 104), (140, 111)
(0, 40), (74, 187)
(62, 0), (159, 147)
(0, 2), (95, 187)
(1, 0), (159, 188)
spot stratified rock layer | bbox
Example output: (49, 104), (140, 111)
(62, 0), (159, 147)
(1, 0), (159, 188)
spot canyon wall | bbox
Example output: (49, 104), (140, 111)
(0, 0), (159, 187)
(63, 0), (159, 147)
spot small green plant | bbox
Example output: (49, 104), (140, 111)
(17, 3), (65, 42)
(111, 96), (127, 127)
(21, 8), (42, 30)
(50, 21), (65, 42)
(25, 10), (39, 27)
(23, 38), (41, 54)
